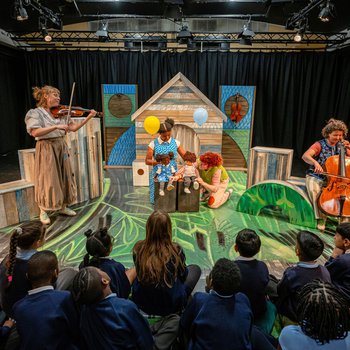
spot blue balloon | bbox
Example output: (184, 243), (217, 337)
(193, 108), (208, 126)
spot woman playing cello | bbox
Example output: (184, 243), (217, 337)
(25, 85), (97, 225)
(302, 119), (350, 231)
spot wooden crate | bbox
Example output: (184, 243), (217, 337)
(132, 160), (150, 186)
(154, 182), (177, 213)
(177, 181), (200, 212)
(0, 180), (39, 228)
(18, 148), (35, 182)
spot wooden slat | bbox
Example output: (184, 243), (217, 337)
(0, 180), (33, 194)
(16, 189), (29, 222)
(86, 120), (99, 199)
(4, 192), (19, 226)
(0, 195), (7, 228)
(26, 186), (39, 218)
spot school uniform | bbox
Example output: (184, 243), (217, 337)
(79, 293), (153, 350)
(325, 251), (350, 300)
(277, 262), (331, 321)
(235, 257), (269, 318)
(132, 243), (189, 316)
(180, 290), (253, 350)
(0, 249), (37, 317)
(13, 286), (80, 350)
(79, 257), (131, 299)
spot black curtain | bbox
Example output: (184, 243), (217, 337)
(3, 49), (350, 173)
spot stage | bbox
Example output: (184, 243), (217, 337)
(0, 166), (336, 279)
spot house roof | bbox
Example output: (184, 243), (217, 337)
(131, 72), (227, 122)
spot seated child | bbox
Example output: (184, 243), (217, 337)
(279, 280), (350, 350)
(13, 251), (80, 349)
(277, 230), (331, 322)
(0, 319), (14, 346)
(79, 227), (135, 299)
(180, 258), (253, 350)
(325, 222), (350, 301)
(154, 152), (176, 196)
(234, 229), (273, 332)
(173, 151), (199, 194)
(0, 221), (46, 317)
(72, 267), (153, 350)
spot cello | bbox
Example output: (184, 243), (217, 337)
(318, 141), (350, 218)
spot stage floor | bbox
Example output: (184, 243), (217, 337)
(0, 168), (335, 278)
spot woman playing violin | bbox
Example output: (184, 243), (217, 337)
(25, 85), (97, 225)
(302, 118), (350, 231)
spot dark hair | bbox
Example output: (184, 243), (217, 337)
(134, 210), (184, 287)
(183, 151), (197, 163)
(7, 221), (46, 286)
(296, 230), (324, 261)
(297, 280), (349, 344)
(27, 250), (58, 285)
(321, 118), (348, 138)
(211, 258), (241, 296)
(235, 229), (261, 257)
(72, 267), (105, 305)
(155, 152), (174, 163)
(158, 118), (175, 133)
(82, 227), (113, 268)
(336, 223), (350, 240)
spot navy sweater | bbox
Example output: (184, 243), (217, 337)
(235, 259), (269, 318)
(325, 253), (350, 300)
(13, 289), (80, 350)
(79, 293), (153, 350)
(79, 257), (131, 299)
(180, 291), (252, 350)
(277, 262), (331, 321)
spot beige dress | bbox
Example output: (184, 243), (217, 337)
(25, 108), (77, 210)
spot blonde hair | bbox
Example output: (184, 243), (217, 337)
(32, 85), (60, 108)
(321, 118), (348, 138)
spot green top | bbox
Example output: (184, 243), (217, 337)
(199, 165), (229, 183)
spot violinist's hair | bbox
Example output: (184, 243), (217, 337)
(32, 85), (60, 108)
(6, 221), (46, 287)
(297, 280), (349, 344)
(81, 227), (113, 268)
(321, 118), (348, 138)
(158, 118), (175, 133)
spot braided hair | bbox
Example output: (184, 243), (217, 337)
(71, 267), (105, 305)
(158, 118), (175, 134)
(6, 221), (46, 286)
(81, 227), (113, 268)
(297, 279), (349, 344)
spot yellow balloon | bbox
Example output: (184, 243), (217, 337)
(144, 116), (160, 135)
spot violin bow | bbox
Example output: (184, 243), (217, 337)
(67, 82), (76, 119)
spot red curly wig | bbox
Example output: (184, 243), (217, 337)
(199, 152), (223, 167)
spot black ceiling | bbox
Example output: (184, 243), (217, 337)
(1, 0), (349, 35)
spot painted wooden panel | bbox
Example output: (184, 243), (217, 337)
(0, 196), (7, 228)
(18, 149), (36, 182)
(3, 192), (19, 226)
(16, 189), (29, 222)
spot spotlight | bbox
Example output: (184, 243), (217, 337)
(239, 38), (252, 46)
(39, 16), (52, 42)
(95, 21), (109, 42)
(238, 18), (255, 46)
(293, 32), (302, 42)
(177, 25), (193, 45)
(42, 28), (52, 42)
(15, 0), (28, 21)
(318, 0), (335, 22)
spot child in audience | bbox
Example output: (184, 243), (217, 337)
(79, 227), (135, 299)
(173, 151), (199, 194)
(325, 222), (350, 300)
(0, 221), (46, 317)
(154, 152), (176, 196)
(0, 319), (14, 345)
(277, 230), (331, 322)
(13, 251), (80, 349)
(234, 229), (274, 333)
(72, 266), (153, 350)
(132, 210), (201, 316)
(279, 280), (350, 350)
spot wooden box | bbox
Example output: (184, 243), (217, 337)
(247, 146), (293, 188)
(177, 181), (200, 212)
(154, 182), (177, 213)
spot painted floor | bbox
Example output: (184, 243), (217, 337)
(0, 169), (336, 277)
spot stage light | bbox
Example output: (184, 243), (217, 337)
(15, 0), (28, 21)
(238, 18), (255, 46)
(239, 37), (252, 46)
(95, 21), (109, 42)
(318, 0), (335, 22)
(294, 32), (302, 42)
(42, 29), (52, 42)
(177, 25), (193, 45)
(39, 16), (52, 42)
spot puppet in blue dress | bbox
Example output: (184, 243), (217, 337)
(154, 152), (176, 196)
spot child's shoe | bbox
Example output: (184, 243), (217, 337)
(58, 207), (77, 216)
(159, 190), (165, 196)
(167, 184), (175, 191)
(193, 181), (199, 190)
(184, 188), (191, 194)
(40, 212), (51, 225)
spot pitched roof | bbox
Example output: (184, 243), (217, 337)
(131, 72), (227, 122)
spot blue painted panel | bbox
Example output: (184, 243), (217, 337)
(16, 190), (29, 222)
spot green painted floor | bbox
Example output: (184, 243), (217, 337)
(0, 169), (336, 271)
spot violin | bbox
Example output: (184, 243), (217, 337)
(50, 105), (103, 118)
(318, 141), (350, 218)
(230, 93), (242, 123)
